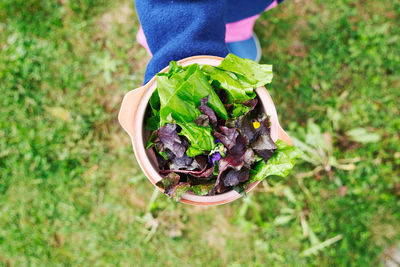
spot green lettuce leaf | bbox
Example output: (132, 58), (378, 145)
(167, 60), (184, 77)
(179, 122), (214, 157)
(156, 63), (230, 156)
(146, 90), (161, 131)
(149, 89), (160, 113)
(201, 65), (253, 103)
(231, 103), (251, 117)
(146, 115), (160, 131)
(249, 140), (302, 182)
(159, 82), (201, 124)
(184, 64), (227, 119)
(218, 53), (273, 88)
(157, 74), (182, 107)
(158, 63), (227, 121)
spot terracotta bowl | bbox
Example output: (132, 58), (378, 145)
(119, 55), (291, 206)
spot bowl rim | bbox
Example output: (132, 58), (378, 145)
(120, 55), (290, 206)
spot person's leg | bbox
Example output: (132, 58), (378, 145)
(225, 14), (262, 62)
(136, 0), (280, 61)
(225, 0), (278, 62)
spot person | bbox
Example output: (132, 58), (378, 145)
(135, 0), (284, 83)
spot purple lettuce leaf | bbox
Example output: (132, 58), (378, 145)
(242, 98), (258, 111)
(160, 164), (214, 178)
(160, 164), (206, 175)
(223, 167), (250, 187)
(227, 114), (259, 143)
(218, 135), (253, 172)
(210, 134), (255, 194)
(227, 112), (277, 163)
(192, 165), (215, 178)
(255, 114), (272, 135)
(251, 134), (277, 163)
(194, 155), (209, 168)
(209, 179), (230, 195)
(198, 96), (218, 126)
(194, 114), (210, 127)
(250, 114), (277, 162)
(156, 123), (187, 158)
(212, 126), (239, 151)
(216, 87), (229, 104)
(169, 153), (200, 170)
(160, 155), (214, 178)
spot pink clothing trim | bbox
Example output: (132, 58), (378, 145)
(137, 26), (152, 56)
(136, 0), (278, 55)
(225, 0), (277, 42)
(225, 14), (260, 43)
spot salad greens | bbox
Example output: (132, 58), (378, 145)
(146, 53), (301, 201)
(217, 53), (273, 87)
(249, 140), (302, 181)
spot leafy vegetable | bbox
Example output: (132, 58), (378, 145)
(194, 114), (210, 127)
(218, 135), (254, 173)
(250, 140), (302, 182)
(228, 111), (277, 163)
(146, 90), (161, 130)
(251, 134), (277, 163)
(212, 126), (239, 151)
(145, 54), (299, 201)
(218, 53), (273, 88)
(184, 65), (228, 119)
(158, 64), (227, 122)
(211, 134), (255, 194)
(231, 103), (251, 118)
(230, 98), (258, 118)
(156, 123), (187, 158)
(156, 63), (231, 156)
(159, 81), (200, 125)
(179, 122), (215, 157)
(198, 96), (218, 126)
(146, 115), (160, 131)
(169, 154), (200, 170)
(201, 65), (253, 103)
(223, 167), (250, 187)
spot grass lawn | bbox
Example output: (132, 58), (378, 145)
(1, 0), (399, 266)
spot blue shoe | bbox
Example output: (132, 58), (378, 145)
(226, 33), (261, 62)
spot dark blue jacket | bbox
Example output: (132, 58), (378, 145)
(135, 0), (282, 83)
